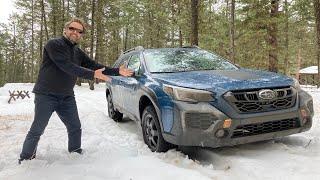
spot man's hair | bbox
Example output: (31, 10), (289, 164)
(64, 18), (87, 33)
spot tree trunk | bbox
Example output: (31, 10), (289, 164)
(190, 0), (199, 46)
(124, 27), (128, 51)
(67, 0), (70, 13)
(268, 0), (279, 72)
(148, 12), (154, 48)
(40, 3), (44, 61)
(179, 27), (183, 47)
(31, 0), (35, 82)
(62, 0), (66, 24)
(52, 1), (57, 37)
(22, 31), (26, 82)
(90, 0), (95, 59)
(95, 0), (105, 84)
(95, 0), (103, 63)
(178, 3), (183, 47)
(171, 0), (177, 47)
(12, 23), (17, 82)
(284, 0), (289, 75)
(156, 24), (161, 48)
(229, 0), (235, 63)
(41, 0), (49, 41)
(75, 0), (80, 16)
(296, 46), (301, 80)
(314, 0), (320, 87)
(76, 78), (82, 86)
(88, 0), (96, 89)
(4, 40), (8, 83)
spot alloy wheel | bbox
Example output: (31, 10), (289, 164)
(144, 114), (160, 150)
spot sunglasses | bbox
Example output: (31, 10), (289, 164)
(68, 27), (84, 34)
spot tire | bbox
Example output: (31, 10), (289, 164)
(142, 106), (170, 152)
(107, 94), (123, 122)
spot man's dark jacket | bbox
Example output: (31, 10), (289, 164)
(33, 36), (119, 95)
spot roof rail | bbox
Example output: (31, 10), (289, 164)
(122, 46), (144, 55)
(181, 45), (200, 49)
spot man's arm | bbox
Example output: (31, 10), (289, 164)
(80, 49), (133, 77)
(45, 40), (95, 80)
(79, 49), (120, 76)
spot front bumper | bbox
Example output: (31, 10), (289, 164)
(161, 90), (313, 148)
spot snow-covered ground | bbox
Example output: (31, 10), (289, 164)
(0, 83), (319, 180)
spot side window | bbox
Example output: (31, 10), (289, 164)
(127, 54), (141, 74)
(114, 55), (130, 68)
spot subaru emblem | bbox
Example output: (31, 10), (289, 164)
(258, 89), (276, 100)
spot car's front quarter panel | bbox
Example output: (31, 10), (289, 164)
(141, 77), (176, 133)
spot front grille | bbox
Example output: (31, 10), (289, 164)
(231, 118), (300, 138)
(185, 113), (218, 130)
(224, 87), (296, 113)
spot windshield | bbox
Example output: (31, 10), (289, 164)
(143, 48), (238, 73)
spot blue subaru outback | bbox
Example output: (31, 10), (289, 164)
(106, 46), (314, 152)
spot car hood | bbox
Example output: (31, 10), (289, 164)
(151, 69), (294, 95)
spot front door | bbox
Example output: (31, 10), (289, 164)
(121, 53), (141, 116)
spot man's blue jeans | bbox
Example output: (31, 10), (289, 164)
(20, 93), (82, 160)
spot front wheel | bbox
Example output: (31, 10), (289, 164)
(142, 106), (170, 152)
(107, 94), (123, 122)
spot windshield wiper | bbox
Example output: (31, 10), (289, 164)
(151, 71), (176, 73)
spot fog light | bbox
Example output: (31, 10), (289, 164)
(223, 119), (232, 128)
(300, 109), (308, 125)
(215, 129), (227, 138)
(300, 109), (307, 117)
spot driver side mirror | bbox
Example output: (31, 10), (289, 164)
(133, 68), (140, 77)
(133, 66), (144, 77)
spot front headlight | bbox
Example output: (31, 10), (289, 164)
(163, 84), (215, 102)
(293, 78), (301, 91)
